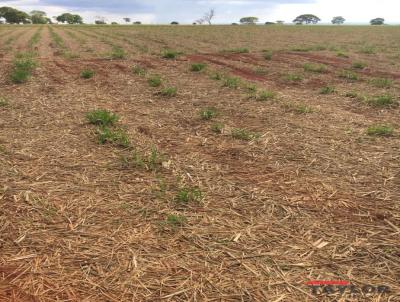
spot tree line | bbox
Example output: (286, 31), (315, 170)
(240, 15), (385, 25)
(0, 7), (83, 24)
(0, 6), (387, 26)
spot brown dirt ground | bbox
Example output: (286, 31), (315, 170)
(0, 25), (399, 302)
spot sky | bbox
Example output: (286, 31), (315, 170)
(1, 0), (399, 24)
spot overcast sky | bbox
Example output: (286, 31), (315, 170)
(1, 0), (399, 24)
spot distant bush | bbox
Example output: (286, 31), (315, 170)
(171, 21), (179, 25)
(370, 18), (384, 25)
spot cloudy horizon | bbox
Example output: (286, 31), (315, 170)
(1, 0), (399, 24)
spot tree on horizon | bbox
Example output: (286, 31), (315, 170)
(293, 14), (321, 24)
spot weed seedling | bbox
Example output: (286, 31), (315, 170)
(80, 69), (95, 79)
(223, 76), (240, 89)
(369, 78), (393, 88)
(367, 125), (394, 136)
(211, 123), (224, 133)
(303, 63), (327, 73)
(231, 128), (260, 141)
(210, 72), (223, 80)
(256, 90), (276, 101)
(166, 214), (187, 226)
(345, 91), (360, 99)
(366, 94), (396, 107)
(10, 69), (30, 84)
(246, 83), (257, 93)
(339, 70), (358, 81)
(174, 187), (203, 203)
(111, 46), (126, 59)
(284, 73), (303, 82)
(97, 127), (130, 147)
(129, 147), (165, 171)
(10, 54), (37, 84)
(223, 48), (249, 54)
(132, 65), (146, 76)
(352, 62), (367, 69)
(191, 63), (207, 72)
(337, 52), (349, 58)
(254, 67), (268, 76)
(162, 49), (180, 59)
(263, 50), (272, 60)
(291, 46), (312, 52)
(148, 75), (162, 87)
(295, 104), (313, 114)
(0, 98), (9, 107)
(86, 109), (119, 126)
(359, 46), (376, 54)
(160, 86), (177, 97)
(200, 107), (218, 120)
(320, 86), (335, 94)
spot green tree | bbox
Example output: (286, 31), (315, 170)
(0, 7), (30, 24)
(56, 13), (83, 24)
(370, 18), (384, 25)
(239, 17), (259, 25)
(332, 16), (345, 24)
(293, 14), (321, 24)
(72, 14), (83, 24)
(31, 10), (48, 24)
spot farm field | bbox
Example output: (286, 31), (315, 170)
(0, 24), (400, 301)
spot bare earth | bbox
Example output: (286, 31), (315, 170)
(0, 25), (399, 301)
